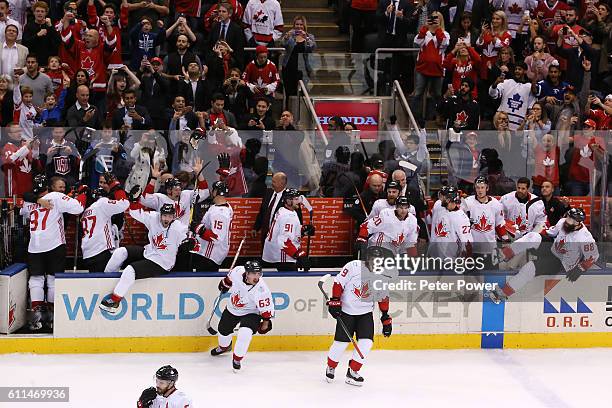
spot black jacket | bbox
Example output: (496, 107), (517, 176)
(111, 105), (153, 130)
(22, 21), (61, 66)
(376, 0), (415, 46)
(207, 20), (246, 69)
(139, 72), (170, 120)
(178, 79), (213, 112)
(440, 95), (480, 130)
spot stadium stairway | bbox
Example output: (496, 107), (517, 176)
(281, 0), (367, 96)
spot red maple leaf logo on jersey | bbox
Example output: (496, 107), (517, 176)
(231, 293), (246, 308)
(473, 214), (493, 233)
(435, 221), (448, 237)
(152, 233), (167, 250)
(353, 282), (370, 299)
(455, 111), (468, 125)
(81, 56), (95, 76)
(174, 202), (185, 219)
(515, 215), (526, 231)
(554, 239), (568, 254)
(392, 233), (405, 247)
(508, 3), (523, 14)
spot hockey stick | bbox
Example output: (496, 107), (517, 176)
(318, 274), (364, 359)
(206, 235), (247, 335)
(300, 196), (314, 272)
(187, 160), (213, 271)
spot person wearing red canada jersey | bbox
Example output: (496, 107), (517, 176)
(262, 188), (314, 271)
(20, 174), (85, 331)
(534, 0), (571, 30)
(586, 94), (612, 130)
(461, 176), (512, 269)
(210, 260), (274, 373)
(325, 246), (393, 386)
(1, 123), (40, 196)
(476, 11), (512, 80)
(100, 202), (189, 313)
(80, 173), (129, 272)
(443, 39), (481, 99)
(357, 196), (418, 257)
(184, 181), (233, 272)
(139, 157), (211, 227)
(550, 7), (583, 69)
(242, 0), (283, 47)
(60, 10), (117, 108)
(87, 0), (129, 70)
(427, 186), (473, 260)
(137, 365), (193, 408)
(54, 2), (88, 79)
(489, 208), (598, 303)
(242, 45), (280, 105)
(412, 12), (449, 121)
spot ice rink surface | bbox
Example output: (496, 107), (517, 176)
(1, 348), (609, 408)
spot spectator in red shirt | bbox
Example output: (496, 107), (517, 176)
(412, 11), (449, 122)
(586, 93), (612, 130)
(242, 45), (279, 107)
(444, 39), (481, 99)
(476, 10), (512, 81)
(532, 132), (560, 195)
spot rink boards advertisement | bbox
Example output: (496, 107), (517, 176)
(0, 264), (27, 334)
(52, 273), (484, 339)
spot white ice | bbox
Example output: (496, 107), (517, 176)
(0, 348), (608, 408)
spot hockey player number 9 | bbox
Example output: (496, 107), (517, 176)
(81, 216), (97, 238)
(29, 208), (50, 231)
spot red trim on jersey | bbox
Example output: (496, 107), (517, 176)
(111, 293), (122, 302)
(59, 218), (66, 244)
(205, 242), (214, 258)
(579, 257), (594, 271)
(358, 223), (369, 240)
(260, 311), (272, 319)
(143, 183), (155, 196)
(501, 284), (515, 297)
(282, 238), (302, 258)
(113, 189), (127, 201)
(407, 246), (417, 257)
(233, 353), (243, 361)
(104, 224), (112, 249)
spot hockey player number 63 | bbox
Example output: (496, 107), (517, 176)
(29, 208), (50, 231)
(81, 216), (97, 238)
(259, 298), (271, 307)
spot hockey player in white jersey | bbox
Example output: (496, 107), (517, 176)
(262, 188), (314, 271)
(325, 246), (393, 386)
(489, 208), (598, 303)
(139, 157), (211, 226)
(462, 176), (512, 269)
(80, 183), (129, 272)
(20, 174), (85, 330)
(210, 260), (274, 372)
(137, 365), (193, 408)
(368, 181), (416, 219)
(188, 181), (233, 272)
(428, 186), (473, 260)
(499, 177), (548, 235)
(99, 203), (188, 313)
(428, 185), (449, 237)
(357, 196), (418, 256)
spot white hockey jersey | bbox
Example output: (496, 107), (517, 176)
(262, 207), (302, 264)
(461, 195), (505, 254)
(226, 265), (274, 318)
(489, 79), (536, 130)
(428, 206), (473, 258)
(334, 260), (385, 316)
(140, 188), (210, 227)
(152, 389), (193, 408)
(81, 197), (129, 259)
(192, 203), (233, 265)
(500, 192), (547, 234)
(21, 192), (84, 253)
(243, 0), (284, 43)
(492, 0), (538, 37)
(548, 218), (599, 272)
(369, 199), (416, 220)
(129, 208), (188, 271)
(361, 208), (418, 254)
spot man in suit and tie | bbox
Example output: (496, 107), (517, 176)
(251, 172), (303, 247)
(178, 61), (213, 112)
(0, 24), (28, 76)
(207, 2), (246, 69)
(111, 89), (152, 130)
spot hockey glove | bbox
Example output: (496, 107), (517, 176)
(566, 265), (584, 282)
(327, 297), (342, 318)
(216, 152), (231, 177)
(198, 228), (218, 241)
(128, 185), (141, 203)
(137, 387), (157, 408)
(301, 224), (315, 237)
(258, 318), (272, 334)
(381, 312), (392, 337)
(178, 237), (197, 253)
(218, 277), (232, 293)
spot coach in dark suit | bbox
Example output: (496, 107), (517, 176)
(377, 0), (415, 47)
(251, 172), (303, 247)
(206, 3), (246, 69)
(111, 90), (153, 131)
(178, 72), (213, 113)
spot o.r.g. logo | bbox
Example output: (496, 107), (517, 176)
(543, 279), (592, 329)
